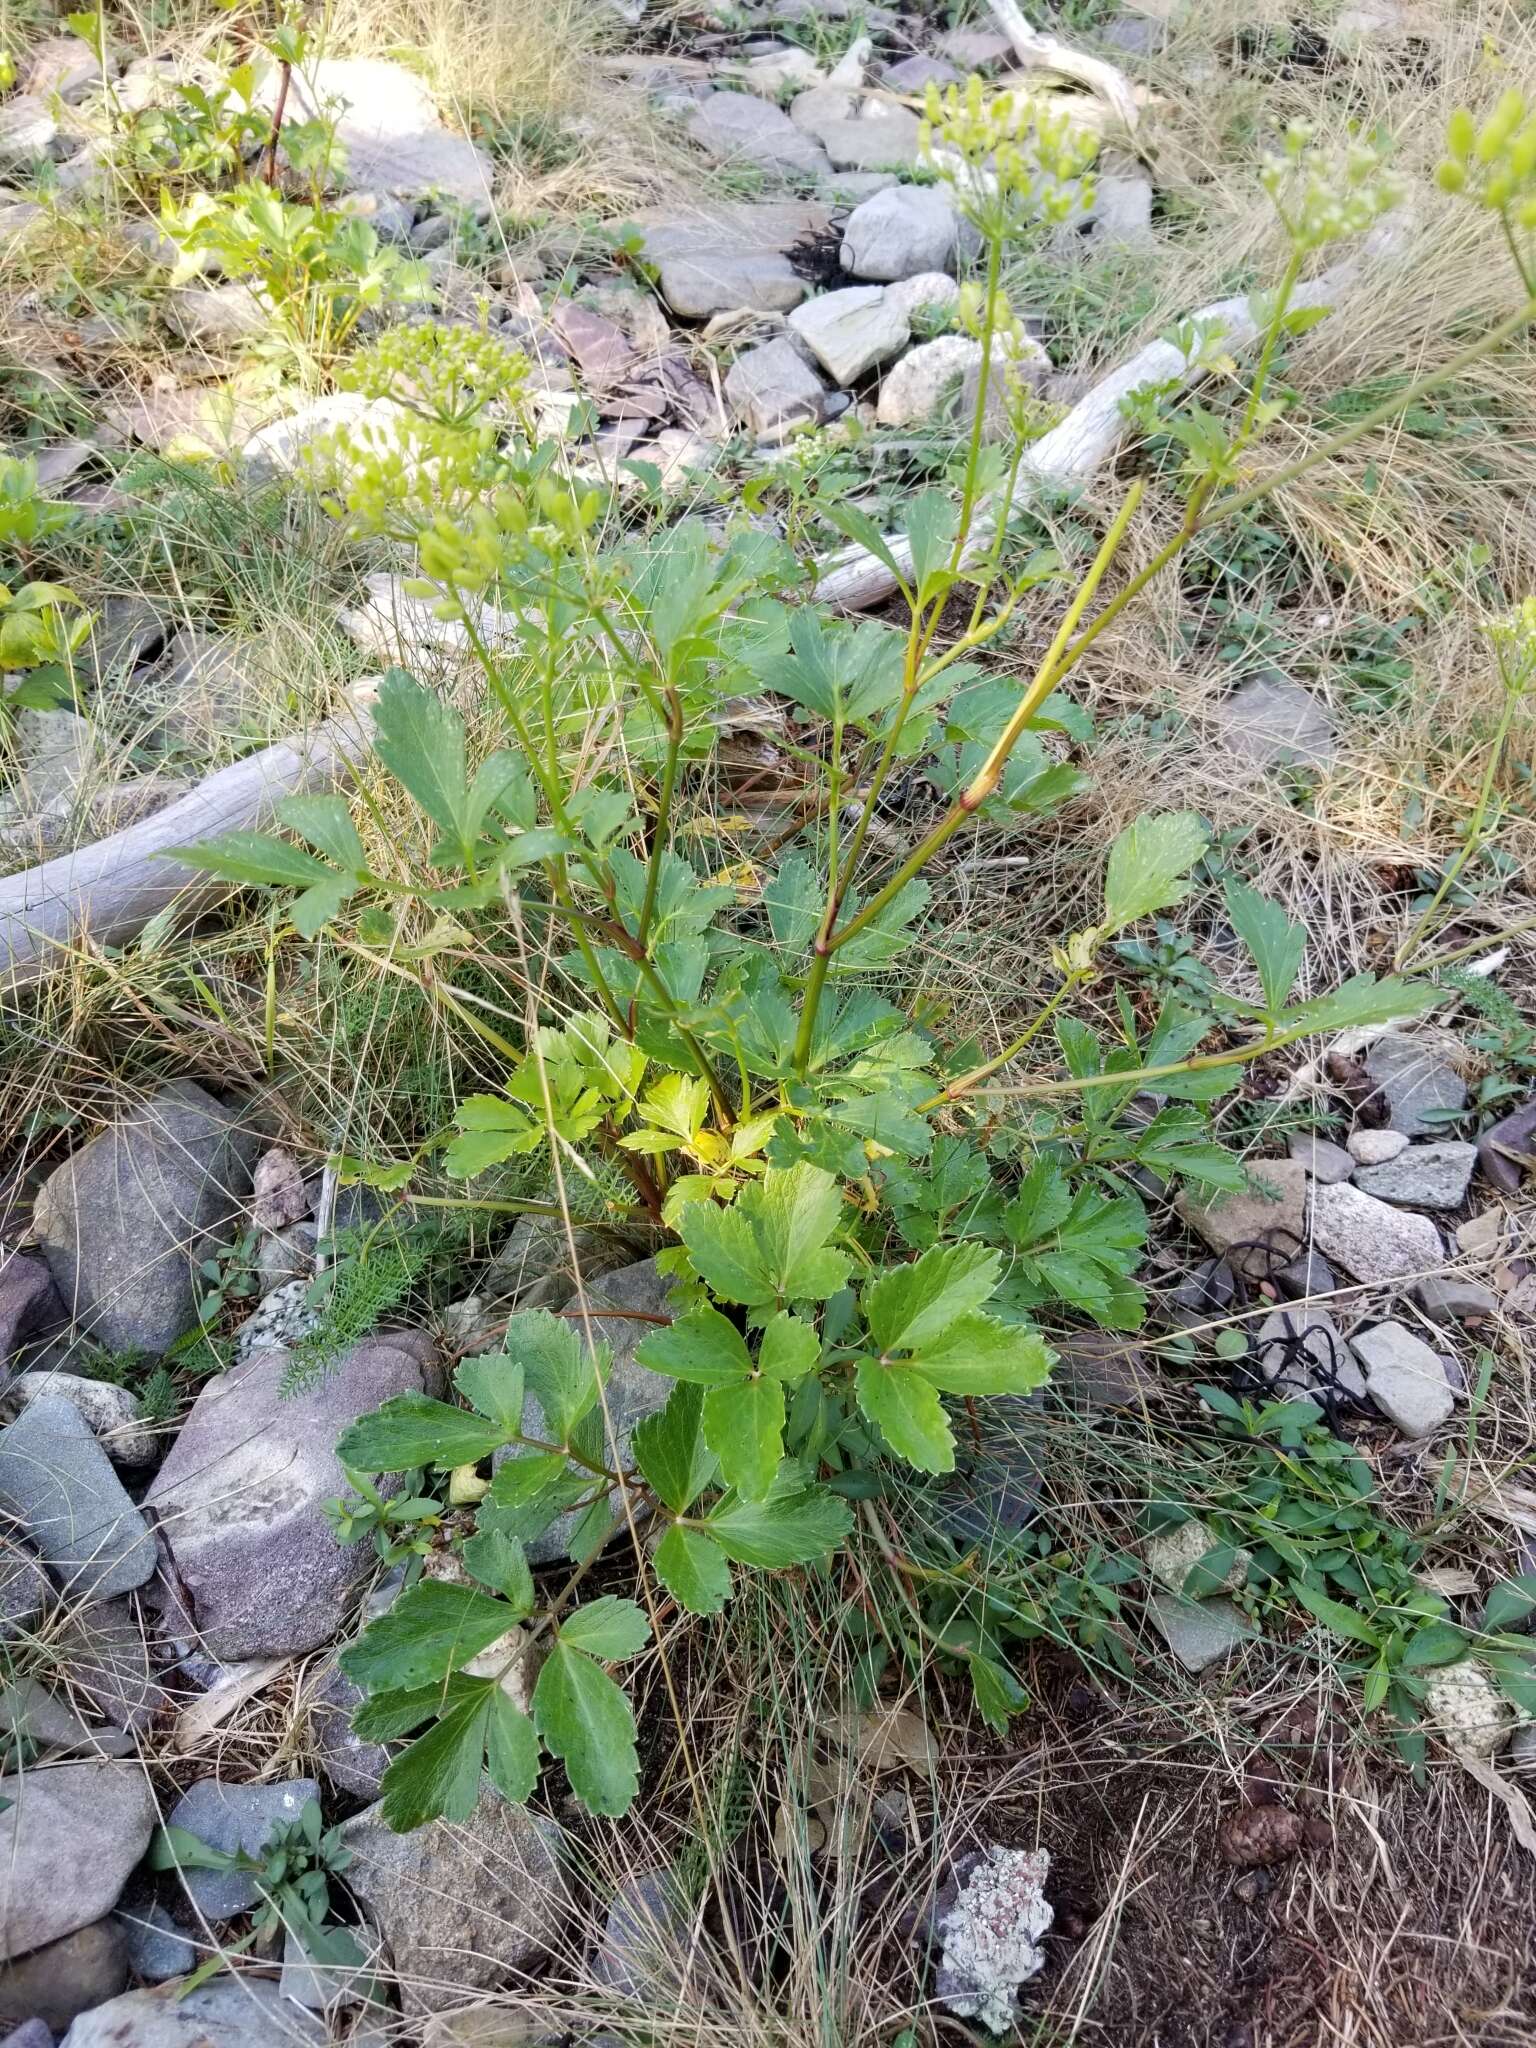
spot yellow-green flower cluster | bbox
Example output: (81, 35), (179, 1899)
(921, 74), (1098, 231)
(338, 321), (532, 430)
(1438, 93), (1536, 227)
(1490, 595), (1536, 693)
(1259, 122), (1403, 254)
(301, 412), (509, 541)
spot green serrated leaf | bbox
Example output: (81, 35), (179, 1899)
(704, 1474), (853, 1566)
(342, 1581), (512, 1692)
(454, 1353), (526, 1434)
(485, 1691), (540, 1805)
(510, 1309), (611, 1443)
(703, 1375), (785, 1501)
(854, 1358), (954, 1472)
(636, 1302), (751, 1385)
(1102, 812), (1209, 933)
(910, 1313), (1053, 1395)
(372, 667), (470, 851)
(336, 1393), (512, 1473)
(1223, 879), (1306, 1015)
(758, 1311), (820, 1382)
(558, 1595), (650, 1661)
(377, 1684), (495, 1831)
(532, 1641), (640, 1817)
(864, 1242), (1002, 1353)
(276, 793), (365, 872)
(161, 830), (334, 889)
(653, 1522), (732, 1614)
(632, 1382), (719, 1514)
(460, 1527), (534, 1611)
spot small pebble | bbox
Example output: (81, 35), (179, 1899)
(1348, 1129), (1408, 1166)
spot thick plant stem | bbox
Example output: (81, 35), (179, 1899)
(637, 686), (685, 948)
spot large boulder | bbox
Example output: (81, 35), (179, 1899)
(0, 1762), (158, 1960)
(0, 1919), (128, 2032)
(32, 1082), (260, 1357)
(0, 1397), (156, 1600)
(260, 57), (492, 207)
(341, 1789), (570, 2015)
(144, 1331), (436, 1659)
(60, 1977), (324, 2048)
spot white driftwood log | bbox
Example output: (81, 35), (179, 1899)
(817, 245), (1384, 614)
(0, 705), (372, 993)
(987, 0), (1141, 135)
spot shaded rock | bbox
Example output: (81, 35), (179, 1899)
(489, 1214), (650, 1313)
(340, 1789), (571, 2016)
(959, 332), (1052, 432)
(789, 284), (909, 383)
(0, 1919), (128, 2032)
(0, 1762), (158, 1960)
(51, 1597), (164, 1733)
(1289, 1134), (1355, 1184)
(1046, 1331), (1157, 1409)
(1147, 1517), (1250, 1597)
(1, 2022), (51, 2048)
(0, 1397), (156, 1601)
(1414, 1274), (1498, 1323)
(923, 1401), (1043, 1552)
(1476, 1098), (1536, 1194)
(33, 1081), (259, 1357)
(305, 1656), (389, 1802)
(817, 110), (924, 172)
(841, 184), (972, 280)
(590, 1870), (690, 1998)
(1174, 1160), (1307, 1281)
(164, 1778), (320, 1919)
(11, 706), (97, 808)
(7, 1372), (156, 1467)
(1275, 1248), (1336, 1300)
(1309, 1181), (1443, 1284)
(1363, 1033), (1467, 1137)
(551, 300), (638, 393)
(1081, 171), (1154, 247)
(21, 33), (113, 104)
(494, 1260), (674, 1563)
(1353, 1321), (1455, 1436)
(0, 1251), (65, 1367)
(0, 1542), (50, 1641)
(60, 1976), (324, 2048)
(1163, 1255), (1236, 1329)
(265, 57), (491, 206)
(255, 1221), (317, 1295)
(881, 54), (961, 91)
(0, 98), (60, 172)
(876, 335), (980, 426)
(145, 1331), (436, 1659)
(725, 335), (828, 439)
(159, 283), (266, 348)
(0, 201), (44, 237)
(1, 1676), (127, 1761)
(688, 92), (831, 176)
(1347, 1127), (1407, 1166)
(114, 1901), (195, 1984)
(1147, 1592), (1254, 1672)
(1216, 673), (1336, 770)
(1253, 1307), (1365, 1404)
(1353, 1141), (1477, 1210)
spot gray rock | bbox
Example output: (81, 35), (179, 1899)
(0, 1542), (50, 1640)
(114, 1902), (195, 1983)
(341, 1788), (571, 2016)
(7, 1372), (157, 1467)
(1, 1676), (127, 1761)
(0, 1762), (158, 1961)
(1216, 673), (1337, 770)
(1347, 1127), (1408, 1166)
(1353, 1321), (1455, 1436)
(1288, 1134), (1355, 1184)
(2, 2021), (52, 2048)
(1163, 1256), (1236, 1329)
(1364, 1033), (1467, 1137)
(937, 27), (1013, 65)
(241, 394), (409, 483)
(1476, 1097), (1536, 1194)
(144, 1330), (435, 1659)
(1080, 172), (1154, 247)
(1147, 1592), (1254, 1672)
(880, 54), (961, 91)
(20, 32), (112, 103)
(591, 1870), (690, 1998)
(32, 1081), (259, 1357)
(1276, 1250), (1337, 1301)
(841, 185), (971, 281)
(279, 1923), (376, 2010)
(255, 1221), (318, 1295)
(0, 97), (60, 172)
(1353, 1141), (1478, 1210)
(1307, 1181), (1444, 1286)
(1253, 1308), (1365, 1405)
(1174, 1160), (1308, 1281)
(1457, 1209), (1507, 1257)
(60, 1976), (324, 2048)
(0, 201), (45, 237)
(817, 110), (923, 171)
(884, 271), (961, 323)
(305, 1656), (389, 1802)
(1100, 15), (1161, 55)
(159, 283), (266, 348)
(631, 199), (829, 320)
(875, 335), (981, 427)
(1046, 1332), (1157, 1410)
(489, 1214), (649, 1314)
(495, 1259), (675, 1563)
(789, 284), (909, 384)
(0, 1397), (156, 1601)
(724, 336), (828, 439)
(1414, 1275), (1499, 1323)
(0, 1919), (128, 2032)
(688, 92), (831, 176)
(164, 1778), (320, 1919)
(262, 56), (491, 207)
(51, 1598), (164, 1733)
(0, 1250), (66, 1365)
(667, 247), (807, 319)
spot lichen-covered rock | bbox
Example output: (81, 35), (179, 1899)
(7, 1372), (156, 1467)
(1423, 1658), (1515, 1761)
(1146, 1517), (1251, 1598)
(933, 1847), (1053, 2035)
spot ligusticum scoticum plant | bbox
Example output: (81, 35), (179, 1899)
(169, 91), (1536, 1829)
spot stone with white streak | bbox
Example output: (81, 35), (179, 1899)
(789, 285), (909, 384)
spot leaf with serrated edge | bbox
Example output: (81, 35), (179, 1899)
(636, 1303), (751, 1384)
(373, 667), (469, 847)
(676, 1202), (770, 1306)
(654, 1523), (732, 1615)
(705, 1476), (853, 1566)
(758, 1311), (820, 1382)
(485, 1691), (540, 1804)
(454, 1353), (526, 1433)
(533, 1642), (640, 1817)
(703, 1377), (784, 1501)
(632, 1382), (718, 1514)
(276, 793), (365, 872)
(855, 1358), (954, 1472)
(558, 1595), (650, 1661)
(336, 1394), (511, 1473)
(511, 1309), (611, 1443)
(377, 1685), (494, 1830)
(864, 1242), (1002, 1353)
(1102, 812), (1209, 933)
(1223, 879), (1306, 1015)
(912, 1314), (1053, 1395)
(340, 1580), (513, 1692)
